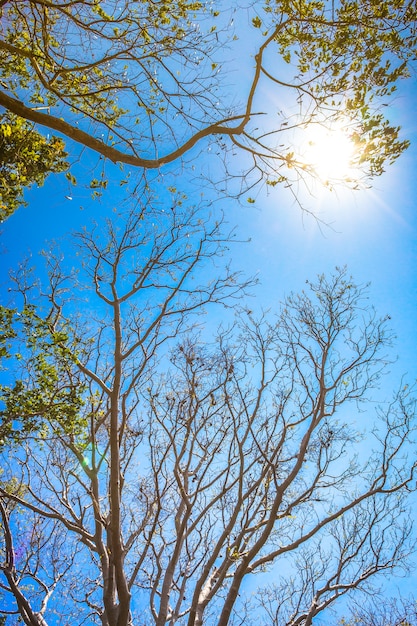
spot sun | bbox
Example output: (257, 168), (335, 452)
(300, 122), (358, 184)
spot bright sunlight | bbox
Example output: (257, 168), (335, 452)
(300, 122), (358, 184)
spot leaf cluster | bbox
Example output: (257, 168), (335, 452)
(0, 305), (86, 446)
(259, 0), (417, 181)
(0, 112), (68, 221)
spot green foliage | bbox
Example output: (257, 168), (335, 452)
(0, 305), (16, 359)
(0, 113), (68, 221)
(0, 0), (415, 192)
(0, 305), (86, 446)
(265, 0), (416, 178)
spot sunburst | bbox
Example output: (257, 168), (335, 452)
(300, 122), (358, 184)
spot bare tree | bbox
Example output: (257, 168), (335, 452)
(338, 595), (417, 626)
(0, 202), (416, 625)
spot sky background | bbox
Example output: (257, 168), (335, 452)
(1, 8), (417, 621)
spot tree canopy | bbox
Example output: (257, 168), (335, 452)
(0, 0), (416, 216)
(0, 204), (416, 625)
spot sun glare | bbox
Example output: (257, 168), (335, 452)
(300, 123), (358, 183)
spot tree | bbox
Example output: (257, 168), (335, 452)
(0, 0), (416, 209)
(0, 202), (416, 625)
(0, 300), (85, 446)
(339, 595), (417, 625)
(0, 112), (68, 221)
